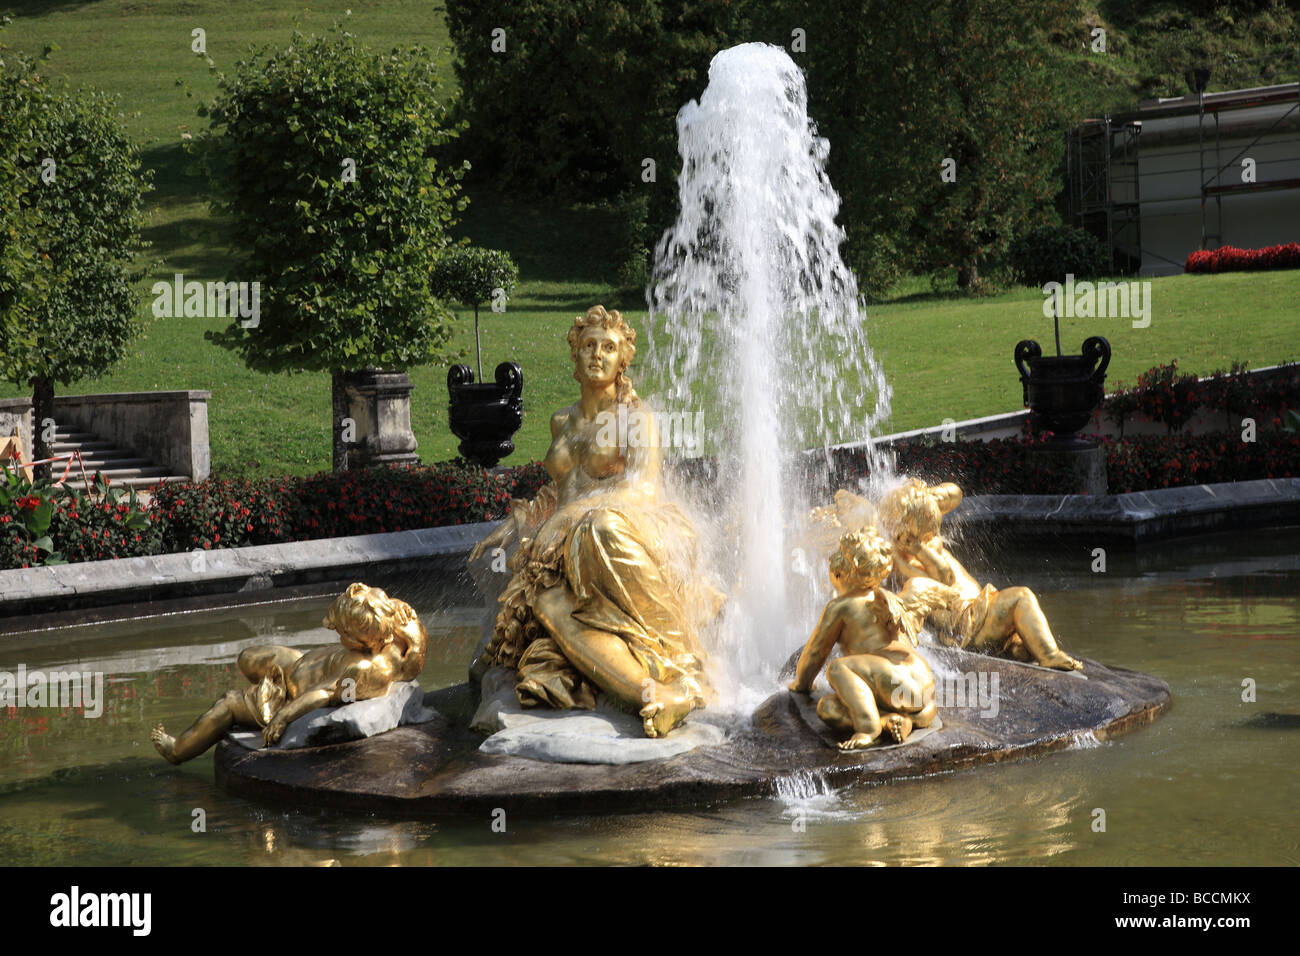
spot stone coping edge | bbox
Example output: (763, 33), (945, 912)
(0, 389), (211, 408)
(1, 477), (1296, 625)
(950, 477), (1300, 542)
(0, 521), (497, 624)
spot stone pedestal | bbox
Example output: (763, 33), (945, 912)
(1033, 440), (1108, 495)
(343, 370), (419, 468)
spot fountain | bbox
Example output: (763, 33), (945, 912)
(188, 43), (1169, 813)
(646, 42), (893, 701)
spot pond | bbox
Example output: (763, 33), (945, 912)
(1, 527), (1297, 866)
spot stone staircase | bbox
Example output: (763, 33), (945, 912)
(49, 426), (190, 492)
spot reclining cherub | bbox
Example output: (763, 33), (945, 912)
(789, 526), (937, 750)
(151, 583), (428, 764)
(880, 479), (1082, 671)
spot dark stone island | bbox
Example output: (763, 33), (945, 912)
(213, 645), (1171, 817)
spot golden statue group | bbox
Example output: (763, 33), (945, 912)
(153, 306), (1081, 763)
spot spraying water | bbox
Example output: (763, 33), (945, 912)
(646, 43), (893, 705)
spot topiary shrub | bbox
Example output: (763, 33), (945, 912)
(429, 246), (519, 378)
(1007, 223), (1107, 287)
(0, 44), (150, 479)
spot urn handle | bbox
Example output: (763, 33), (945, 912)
(493, 361), (524, 398)
(1081, 336), (1111, 383)
(1014, 339), (1041, 381)
(448, 364), (475, 389)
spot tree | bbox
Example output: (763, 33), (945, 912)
(0, 41), (149, 479)
(443, 0), (751, 227)
(198, 27), (468, 471)
(428, 247), (519, 381)
(765, 0), (1085, 293)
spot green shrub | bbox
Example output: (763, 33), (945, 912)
(613, 192), (653, 292)
(151, 478), (292, 553)
(1007, 223), (1108, 287)
(1, 460), (552, 570)
(287, 461), (514, 539)
(0, 461), (60, 566)
(50, 476), (161, 563)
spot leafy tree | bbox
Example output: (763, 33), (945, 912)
(0, 38), (149, 479)
(443, 0), (751, 228)
(0, 25), (49, 354)
(428, 247), (518, 380)
(198, 27), (468, 471)
(762, 0), (1087, 293)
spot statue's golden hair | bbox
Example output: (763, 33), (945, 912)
(830, 527), (893, 589)
(568, 305), (640, 404)
(879, 478), (943, 542)
(322, 583), (417, 654)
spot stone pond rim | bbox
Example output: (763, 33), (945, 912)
(213, 646), (1173, 816)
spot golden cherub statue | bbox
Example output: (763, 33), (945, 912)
(151, 583), (428, 763)
(880, 479), (1082, 670)
(468, 306), (723, 737)
(789, 526), (937, 750)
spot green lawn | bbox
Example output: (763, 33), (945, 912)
(4, 268), (1296, 476)
(3, 2), (1298, 476)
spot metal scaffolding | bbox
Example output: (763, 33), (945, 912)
(1066, 118), (1142, 274)
(1066, 46), (1300, 272)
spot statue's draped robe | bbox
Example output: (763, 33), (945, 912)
(483, 483), (721, 710)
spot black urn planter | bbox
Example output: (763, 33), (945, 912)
(447, 362), (523, 469)
(1014, 336), (1111, 447)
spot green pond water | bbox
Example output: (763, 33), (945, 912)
(1, 526), (1297, 866)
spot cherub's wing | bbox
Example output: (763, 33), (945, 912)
(879, 586), (924, 646)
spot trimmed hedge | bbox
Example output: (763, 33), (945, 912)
(1101, 361), (1300, 435)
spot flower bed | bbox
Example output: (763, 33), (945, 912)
(1185, 242), (1300, 274)
(882, 432), (1300, 495)
(1096, 361), (1299, 436)
(1, 459), (551, 571)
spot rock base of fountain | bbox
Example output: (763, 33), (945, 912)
(213, 647), (1171, 815)
(227, 681), (435, 752)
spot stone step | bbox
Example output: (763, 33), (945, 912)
(50, 440), (118, 454)
(75, 452), (151, 467)
(94, 466), (173, 479)
(40, 425), (191, 488)
(109, 474), (189, 491)
(80, 458), (154, 472)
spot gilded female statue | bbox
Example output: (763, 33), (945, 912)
(469, 306), (723, 737)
